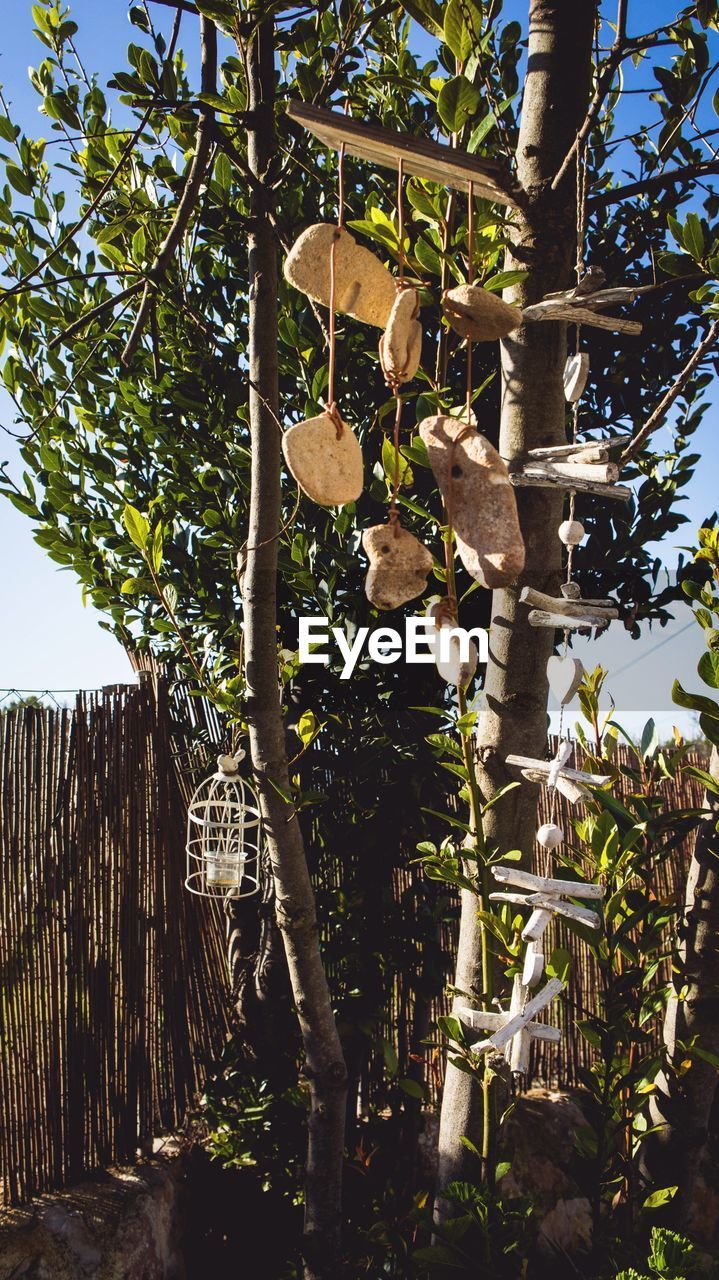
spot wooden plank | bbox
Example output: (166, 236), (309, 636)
(287, 100), (521, 206)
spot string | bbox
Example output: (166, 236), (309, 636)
(561, 139), (588, 657)
(466, 180), (475, 427)
(387, 158), (407, 537)
(437, 182), (477, 622)
(325, 116), (347, 440)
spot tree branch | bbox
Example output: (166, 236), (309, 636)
(621, 318), (719, 463)
(49, 281), (143, 350)
(550, 9), (676, 192)
(590, 158), (719, 207)
(120, 15), (217, 368)
(0, 12), (182, 306)
(146, 0), (198, 13)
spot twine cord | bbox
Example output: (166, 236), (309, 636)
(325, 124), (347, 440)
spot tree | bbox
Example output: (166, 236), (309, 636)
(2, 0), (719, 1265)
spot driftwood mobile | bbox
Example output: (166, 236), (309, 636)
(272, 101), (634, 1078)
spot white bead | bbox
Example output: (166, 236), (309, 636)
(558, 519), (585, 547)
(536, 822), (564, 850)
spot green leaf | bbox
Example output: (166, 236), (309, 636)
(397, 0), (444, 39)
(483, 270), (527, 293)
(673, 679), (719, 720)
(642, 1186), (678, 1211)
(123, 503), (150, 552)
(297, 708), (319, 746)
(398, 1077), (425, 1099)
(443, 0), (482, 62)
(683, 212), (706, 262)
(381, 1037), (398, 1077)
(546, 947), (572, 984)
(698, 649), (719, 689)
(0, 116), (17, 143)
(437, 1015), (463, 1043)
(437, 76), (480, 134)
(6, 165), (33, 196)
(150, 522), (164, 574)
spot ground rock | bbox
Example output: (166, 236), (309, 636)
(499, 1087), (593, 1261)
(0, 1154), (186, 1280)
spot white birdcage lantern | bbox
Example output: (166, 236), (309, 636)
(185, 751), (262, 899)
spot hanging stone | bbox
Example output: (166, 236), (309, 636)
(563, 352), (590, 403)
(536, 822), (564, 851)
(427, 601), (478, 689)
(284, 223), (397, 327)
(362, 523), (433, 611)
(442, 284), (522, 342)
(282, 412), (363, 507)
(558, 518), (585, 546)
(379, 287), (422, 386)
(419, 415), (525, 588)
(547, 655), (585, 705)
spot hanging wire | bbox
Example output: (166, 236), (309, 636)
(325, 113), (348, 441)
(440, 181), (477, 622)
(387, 158), (406, 537)
(561, 139), (590, 661)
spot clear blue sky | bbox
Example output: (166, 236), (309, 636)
(0, 0), (716, 739)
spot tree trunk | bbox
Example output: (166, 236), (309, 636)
(243, 21), (348, 1279)
(437, 0), (597, 1195)
(642, 745), (719, 1246)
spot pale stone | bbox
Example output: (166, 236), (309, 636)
(442, 284), (522, 341)
(284, 223), (396, 327)
(419, 415), (525, 588)
(362, 522), (433, 610)
(558, 519), (585, 546)
(379, 286), (422, 385)
(282, 413), (363, 507)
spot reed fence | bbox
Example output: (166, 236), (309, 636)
(0, 676), (705, 1202)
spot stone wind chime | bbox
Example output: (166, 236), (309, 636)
(282, 103), (635, 1077)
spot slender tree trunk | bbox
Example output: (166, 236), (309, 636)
(243, 21), (348, 1278)
(641, 745), (719, 1245)
(437, 0), (597, 1195)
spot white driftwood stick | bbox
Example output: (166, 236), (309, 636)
(526, 436), (630, 461)
(528, 609), (611, 631)
(457, 1006), (560, 1042)
(518, 460), (620, 484)
(520, 586), (619, 620)
(492, 865), (605, 900)
(506, 754), (611, 786)
(548, 740), (574, 788)
(544, 284), (642, 308)
(521, 299), (642, 335)
(510, 467), (632, 501)
(522, 939), (544, 988)
(527, 893), (601, 929)
(490, 890), (600, 931)
(478, 978), (564, 1052)
(506, 978), (530, 1074)
(519, 768), (591, 804)
(521, 906), (553, 942)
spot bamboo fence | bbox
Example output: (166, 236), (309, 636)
(0, 674), (706, 1202)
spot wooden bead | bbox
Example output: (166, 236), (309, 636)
(560, 581), (581, 599)
(558, 519), (585, 546)
(536, 822), (564, 850)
